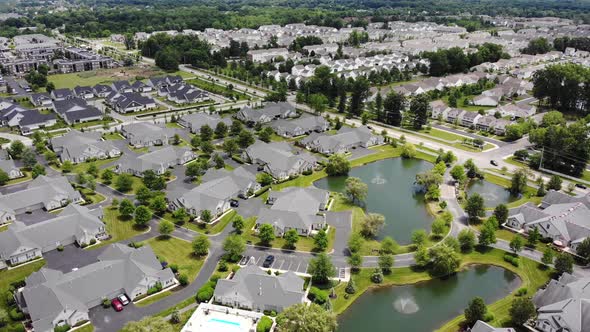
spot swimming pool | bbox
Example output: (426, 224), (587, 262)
(208, 318), (241, 327)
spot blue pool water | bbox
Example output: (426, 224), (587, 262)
(208, 318), (241, 327)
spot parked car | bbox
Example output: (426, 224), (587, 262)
(230, 199), (239, 207)
(575, 183), (588, 190)
(117, 294), (130, 306)
(111, 298), (123, 312)
(490, 160), (498, 166)
(262, 255), (275, 268)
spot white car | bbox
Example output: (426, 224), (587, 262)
(118, 294), (130, 306)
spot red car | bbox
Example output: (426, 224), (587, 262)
(111, 298), (123, 312)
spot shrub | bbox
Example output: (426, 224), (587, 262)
(0, 308), (7, 327)
(209, 274), (221, 285)
(307, 287), (328, 305)
(231, 266), (240, 273)
(302, 169), (313, 176)
(147, 282), (163, 295)
(9, 308), (24, 321)
(503, 254), (520, 267)
(89, 238), (96, 245)
(484, 313), (495, 322)
(54, 324), (71, 332)
(170, 310), (181, 324)
(218, 260), (228, 272)
(516, 288), (528, 296)
(371, 268), (383, 283)
(345, 279), (357, 294)
(196, 286), (214, 303)
(169, 264), (179, 274)
(7, 324), (25, 332)
(5, 291), (16, 306)
(57, 245), (64, 252)
(102, 298), (110, 308)
(178, 273), (189, 286)
(256, 316), (273, 332)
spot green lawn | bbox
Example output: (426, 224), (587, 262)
(76, 185), (107, 205)
(91, 207), (147, 249)
(48, 67), (192, 89)
(102, 132), (125, 140)
(72, 119), (118, 130)
(0, 260), (46, 330)
(97, 169), (144, 195)
(56, 158), (119, 175)
(177, 210), (238, 235)
(440, 96), (496, 112)
(2, 170), (32, 186)
(146, 236), (206, 282)
(332, 248), (552, 332)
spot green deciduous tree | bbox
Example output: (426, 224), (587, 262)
(345, 177), (368, 205)
(134, 205), (152, 227)
(325, 154), (351, 176)
(192, 235), (210, 256)
(509, 297), (536, 325)
(308, 253), (336, 285)
(464, 297), (487, 326)
(258, 223), (275, 246)
(276, 303), (337, 332)
(361, 213), (385, 238)
(223, 234), (246, 262)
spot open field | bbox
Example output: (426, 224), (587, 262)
(48, 67), (193, 89)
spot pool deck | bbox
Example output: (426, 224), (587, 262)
(181, 303), (264, 332)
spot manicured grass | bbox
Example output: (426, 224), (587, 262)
(417, 127), (469, 142)
(146, 236), (205, 282)
(0, 224), (8, 232)
(177, 209), (238, 235)
(77, 186), (107, 205)
(48, 67), (186, 89)
(91, 207), (147, 249)
(121, 105), (169, 116)
(0, 260), (46, 330)
(74, 324), (94, 332)
(102, 132), (124, 140)
(333, 248), (552, 332)
(2, 170), (32, 186)
(97, 169), (144, 195)
(58, 158), (119, 175)
(135, 289), (174, 308)
(72, 119), (118, 130)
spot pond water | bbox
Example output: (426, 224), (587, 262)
(337, 265), (520, 332)
(314, 158), (433, 244)
(466, 179), (518, 208)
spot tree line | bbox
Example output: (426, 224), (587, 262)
(423, 43), (510, 76)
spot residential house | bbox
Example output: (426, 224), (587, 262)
(475, 115), (497, 132)
(247, 48), (289, 62)
(445, 108), (465, 124)
(15, 244), (175, 332)
(0, 99), (57, 132)
(178, 113), (232, 134)
(299, 126), (384, 155)
(531, 273), (590, 332)
(459, 111), (482, 128)
(270, 115), (329, 138)
(131, 80), (152, 93)
(73, 86), (94, 100)
(92, 84), (113, 98)
(213, 263), (305, 312)
(147, 75), (183, 89)
(115, 146), (196, 177)
(473, 94), (500, 107)
(235, 102), (297, 125)
(50, 130), (121, 164)
(469, 321), (515, 332)
(52, 98), (103, 125)
(496, 103), (536, 119)
(492, 119), (511, 135)
(0, 159), (23, 180)
(120, 122), (177, 148)
(0, 175), (83, 220)
(111, 80), (133, 93)
(158, 83), (208, 104)
(0, 205), (105, 267)
(506, 192), (590, 251)
(430, 100), (451, 119)
(29, 93), (53, 108)
(50, 88), (74, 101)
(242, 141), (317, 180)
(106, 92), (157, 114)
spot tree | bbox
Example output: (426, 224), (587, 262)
(383, 91), (405, 126)
(172, 208), (188, 223)
(431, 218), (446, 238)
(223, 234), (246, 262)
(119, 199), (135, 219)
(450, 165), (466, 184)
(230, 120), (243, 136)
(509, 235), (524, 254)
(347, 252), (363, 271)
(101, 169), (114, 184)
(361, 213), (385, 238)
(276, 303), (337, 332)
(465, 193), (485, 221)
(134, 205), (152, 227)
(136, 186), (152, 205)
(576, 237), (590, 262)
(348, 233), (364, 253)
(8, 140), (25, 159)
(159, 220), (174, 237)
(258, 223), (275, 246)
(478, 219), (497, 247)
(510, 169), (528, 195)
(200, 140), (214, 155)
(0, 169), (9, 186)
(309, 93), (328, 115)
(22, 148), (37, 169)
(345, 177), (368, 205)
(258, 127), (274, 143)
(185, 161), (203, 179)
(458, 229), (476, 252)
(308, 253), (336, 285)
(115, 173), (134, 192)
(380, 236), (398, 254)
(547, 175), (562, 191)
(522, 37), (552, 55)
(429, 244), (461, 276)
(237, 130), (255, 148)
(215, 122), (228, 138)
(527, 227), (541, 247)
(222, 138), (239, 156)
(378, 253), (394, 274)
(493, 204), (509, 226)
(314, 229), (328, 251)
(232, 215), (244, 234)
(111, 198), (119, 209)
(31, 164), (45, 178)
(213, 154), (225, 169)
(411, 229), (428, 247)
(325, 154), (350, 176)
(414, 246), (430, 267)
(173, 133), (181, 145)
(200, 124), (213, 141)
(192, 235), (210, 256)
(200, 210), (212, 224)
(150, 196), (168, 215)
(400, 143), (417, 158)
(509, 297), (536, 325)
(61, 160), (73, 173)
(284, 229), (299, 249)
(408, 94), (430, 130)
(541, 248), (554, 266)
(554, 253), (574, 275)
(464, 297), (487, 326)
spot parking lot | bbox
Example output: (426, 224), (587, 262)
(241, 248), (347, 275)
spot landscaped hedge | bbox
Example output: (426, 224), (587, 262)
(54, 324), (70, 332)
(503, 254), (520, 267)
(307, 287), (328, 305)
(256, 316), (273, 332)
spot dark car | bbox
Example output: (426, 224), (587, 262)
(575, 183), (588, 190)
(490, 160), (498, 166)
(111, 298), (123, 312)
(262, 255), (275, 268)
(230, 199), (239, 207)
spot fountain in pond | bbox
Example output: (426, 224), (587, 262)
(371, 174), (387, 185)
(392, 295), (419, 314)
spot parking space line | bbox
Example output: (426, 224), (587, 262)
(255, 256), (261, 265)
(295, 261), (301, 272)
(286, 260), (293, 271)
(278, 260), (285, 270)
(303, 263), (309, 273)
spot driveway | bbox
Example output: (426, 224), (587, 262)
(234, 197), (265, 219)
(326, 211), (352, 256)
(348, 147), (375, 161)
(16, 209), (58, 226)
(43, 244), (104, 273)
